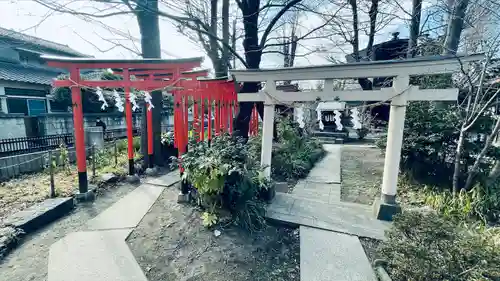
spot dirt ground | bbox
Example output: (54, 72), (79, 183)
(127, 187), (300, 281)
(0, 171), (79, 221)
(0, 182), (138, 281)
(341, 145), (385, 205)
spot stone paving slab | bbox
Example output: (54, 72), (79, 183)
(48, 230), (146, 281)
(144, 172), (181, 187)
(300, 226), (377, 281)
(267, 193), (389, 240)
(4, 197), (74, 233)
(87, 183), (164, 230)
(292, 182), (341, 204)
(306, 144), (341, 183)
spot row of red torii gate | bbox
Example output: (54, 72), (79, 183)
(44, 56), (260, 196)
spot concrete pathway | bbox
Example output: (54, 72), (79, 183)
(267, 144), (388, 281)
(47, 172), (180, 281)
(301, 226), (377, 281)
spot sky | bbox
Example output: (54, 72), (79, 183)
(0, 0), (439, 73)
(0, 1), (212, 65)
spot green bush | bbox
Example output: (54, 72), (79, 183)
(379, 211), (500, 281)
(376, 101), (498, 189)
(175, 134), (269, 231)
(115, 137), (141, 153)
(249, 116), (325, 181)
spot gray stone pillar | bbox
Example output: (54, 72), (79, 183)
(85, 126), (104, 150)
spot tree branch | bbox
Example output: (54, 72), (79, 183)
(259, 0), (303, 49)
(184, 22), (249, 68)
(33, 0), (135, 18)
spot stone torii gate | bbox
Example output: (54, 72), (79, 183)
(230, 54), (483, 220)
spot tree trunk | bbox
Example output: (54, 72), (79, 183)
(464, 118), (500, 190)
(234, 1), (263, 139)
(353, 0), (374, 90)
(453, 128), (466, 193)
(349, 0), (360, 61)
(136, 0), (163, 166)
(221, 0), (230, 77)
(442, 0), (470, 55)
(366, 0), (379, 60)
(408, 0), (422, 58)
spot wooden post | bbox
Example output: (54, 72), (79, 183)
(48, 150), (55, 198)
(91, 143), (96, 178)
(114, 138), (118, 167)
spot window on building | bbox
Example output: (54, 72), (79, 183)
(7, 97), (28, 115)
(5, 88), (47, 97)
(7, 97), (47, 116)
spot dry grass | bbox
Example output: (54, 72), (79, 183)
(0, 169), (78, 221)
(340, 145), (385, 205)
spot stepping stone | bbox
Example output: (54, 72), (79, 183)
(4, 197), (74, 234)
(292, 182), (341, 204)
(266, 193), (389, 240)
(87, 183), (164, 230)
(145, 172), (180, 187)
(305, 144), (341, 183)
(48, 230), (146, 281)
(300, 226), (377, 281)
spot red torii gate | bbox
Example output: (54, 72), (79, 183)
(44, 56), (203, 197)
(112, 68), (209, 168)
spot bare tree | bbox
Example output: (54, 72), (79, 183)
(35, 0), (332, 138)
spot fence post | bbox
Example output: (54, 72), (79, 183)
(114, 138), (118, 167)
(49, 150), (55, 198)
(91, 143), (96, 178)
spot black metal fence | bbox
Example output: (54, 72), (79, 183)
(0, 128), (140, 157)
(0, 134), (74, 157)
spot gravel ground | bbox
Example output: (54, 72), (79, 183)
(127, 187), (300, 281)
(341, 145), (385, 205)
(0, 182), (138, 281)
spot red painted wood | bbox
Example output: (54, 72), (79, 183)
(47, 61), (201, 71)
(147, 103), (153, 155)
(123, 69), (134, 161)
(200, 85), (205, 142)
(70, 67), (86, 173)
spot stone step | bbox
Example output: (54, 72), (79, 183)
(313, 131), (349, 138)
(300, 226), (377, 281)
(291, 181), (341, 204)
(48, 230), (147, 281)
(4, 197), (74, 234)
(267, 193), (390, 240)
(314, 136), (344, 144)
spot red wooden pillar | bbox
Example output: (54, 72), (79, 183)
(146, 75), (154, 168)
(200, 85), (205, 142)
(123, 68), (135, 175)
(221, 85), (227, 133)
(147, 94), (154, 168)
(214, 87), (220, 135)
(207, 89), (212, 141)
(70, 67), (88, 193)
(193, 88), (200, 141)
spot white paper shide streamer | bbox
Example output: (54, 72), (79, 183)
(129, 91), (139, 111)
(95, 87), (108, 110)
(113, 90), (124, 112)
(351, 107), (362, 129)
(143, 91), (154, 111)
